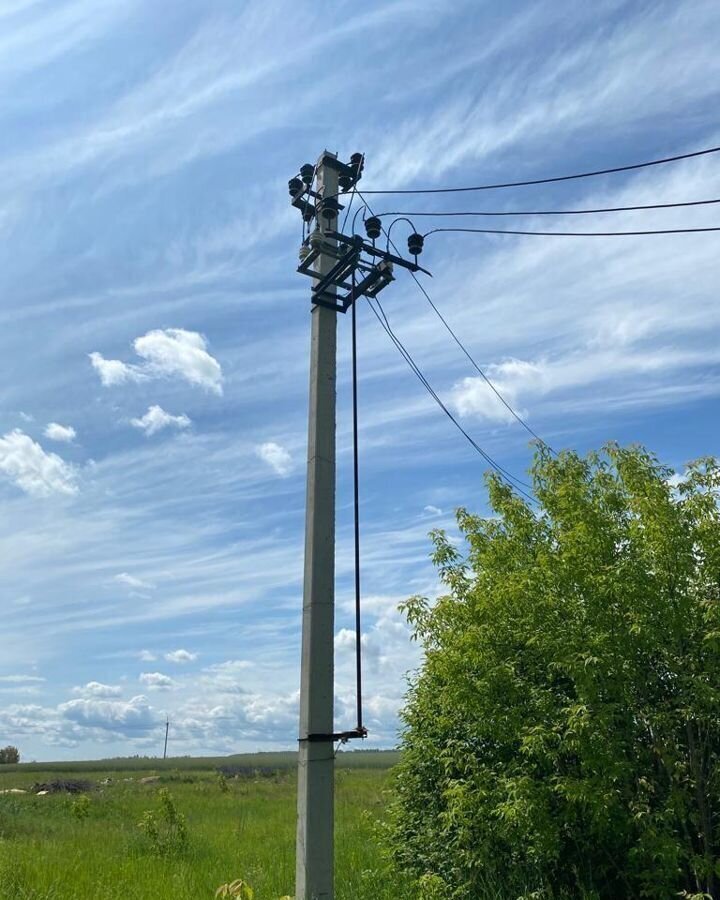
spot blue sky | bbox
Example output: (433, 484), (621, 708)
(1, 0), (719, 761)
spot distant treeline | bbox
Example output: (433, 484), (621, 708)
(0, 749), (401, 775)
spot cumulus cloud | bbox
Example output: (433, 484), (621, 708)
(138, 650), (157, 662)
(198, 659), (253, 695)
(89, 352), (145, 386)
(139, 672), (175, 690)
(164, 649), (197, 664)
(115, 573), (154, 591)
(0, 429), (77, 496)
(72, 681), (122, 698)
(44, 422), (76, 443)
(256, 441), (293, 476)
(90, 329), (222, 394)
(452, 359), (542, 423)
(130, 405), (191, 436)
(59, 694), (155, 734)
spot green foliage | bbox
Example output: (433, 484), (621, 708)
(0, 747), (19, 765)
(137, 788), (189, 856)
(69, 794), (90, 820)
(215, 879), (254, 899)
(217, 772), (230, 793)
(389, 444), (720, 900)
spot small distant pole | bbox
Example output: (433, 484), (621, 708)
(163, 717), (169, 760)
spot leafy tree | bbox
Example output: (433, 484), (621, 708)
(0, 746), (19, 764)
(389, 445), (720, 900)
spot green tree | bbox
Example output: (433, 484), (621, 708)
(0, 746), (19, 764)
(389, 445), (720, 900)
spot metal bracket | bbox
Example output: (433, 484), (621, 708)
(299, 727), (368, 744)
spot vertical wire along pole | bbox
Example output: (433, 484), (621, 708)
(351, 271), (363, 733)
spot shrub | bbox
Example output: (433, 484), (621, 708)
(70, 794), (90, 820)
(137, 788), (188, 856)
(389, 445), (720, 899)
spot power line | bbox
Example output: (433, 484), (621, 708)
(356, 189), (552, 452)
(422, 225), (720, 238)
(367, 295), (536, 503)
(358, 144), (720, 195)
(377, 198), (720, 218)
(406, 266), (552, 452)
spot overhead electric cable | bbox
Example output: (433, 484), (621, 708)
(367, 296), (536, 503)
(378, 198), (720, 218)
(422, 226), (720, 238)
(357, 144), (720, 195)
(356, 190), (552, 451)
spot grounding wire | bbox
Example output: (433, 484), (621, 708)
(377, 197), (720, 218)
(368, 295), (537, 503)
(356, 189), (553, 452)
(350, 268), (363, 735)
(357, 144), (720, 195)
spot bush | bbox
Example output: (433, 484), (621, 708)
(389, 445), (720, 899)
(70, 794), (90, 820)
(0, 746), (19, 764)
(137, 788), (188, 856)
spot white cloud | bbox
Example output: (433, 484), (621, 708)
(164, 649), (197, 664)
(0, 429), (77, 496)
(44, 422), (76, 443)
(59, 694), (155, 734)
(130, 405), (191, 436)
(138, 650), (157, 662)
(139, 672), (175, 690)
(90, 329), (222, 394)
(72, 682), (121, 698)
(452, 359), (541, 423)
(256, 441), (293, 476)
(89, 352), (145, 386)
(0, 674), (45, 683)
(135, 329), (222, 393)
(423, 505), (442, 516)
(115, 573), (154, 591)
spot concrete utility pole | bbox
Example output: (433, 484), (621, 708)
(290, 149), (428, 900)
(163, 717), (169, 760)
(296, 150), (339, 900)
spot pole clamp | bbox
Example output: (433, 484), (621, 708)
(298, 727), (368, 744)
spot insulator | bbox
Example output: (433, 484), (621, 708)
(408, 232), (424, 256)
(350, 152), (364, 180)
(365, 216), (382, 240)
(302, 205), (315, 223)
(288, 177), (303, 197)
(300, 163), (314, 185)
(319, 197), (340, 221)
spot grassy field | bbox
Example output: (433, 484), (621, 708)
(0, 752), (412, 900)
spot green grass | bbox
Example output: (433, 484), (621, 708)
(0, 758), (411, 900)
